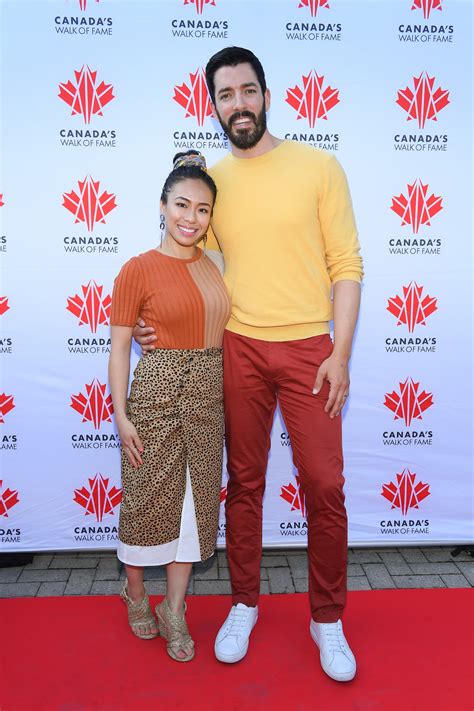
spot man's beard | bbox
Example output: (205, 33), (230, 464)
(216, 106), (267, 150)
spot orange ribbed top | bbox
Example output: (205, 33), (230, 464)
(110, 249), (231, 349)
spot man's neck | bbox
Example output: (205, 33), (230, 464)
(230, 131), (283, 159)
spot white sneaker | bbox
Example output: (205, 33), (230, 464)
(214, 603), (258, 663)
(310, 619), (356, 682)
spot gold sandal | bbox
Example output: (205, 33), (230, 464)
(155, 599), (195, 662)
(120, 584), (159, 640)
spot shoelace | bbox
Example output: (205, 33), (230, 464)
(225, 608), (250, 637)
(322, 621), (347, 654)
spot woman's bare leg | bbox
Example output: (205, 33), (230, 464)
(165, 562), (193, 659)
(124, 563), (157, 637)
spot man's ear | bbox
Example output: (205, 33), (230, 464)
(264, 88), (271, 112)
(210, 101), (218, 120)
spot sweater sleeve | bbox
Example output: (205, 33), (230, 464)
(110, 257), (144, 326)
(318, 155), (364, 284)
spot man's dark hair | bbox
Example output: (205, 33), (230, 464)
(205, 46), (267, 105)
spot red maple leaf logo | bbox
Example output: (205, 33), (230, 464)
(62, 176), (117, 232)
(70, 379), (114, 429)
(384, 378), (433, 426)
(183, 0), (216, 13)
(0, 297), (9, 316)
(67, 281), (111, 333)
(387, 282), (438, 333)
(173, 67), (213, 127)
(220, 486), (227, 503)
(58, 65), (115, 125)
(73, 473), (122, 522)
(280, 475), (307, 517)
(298, 0), (330, 16)
(411, 0), (443, 19)
(286, 70), (339, 127)
(0, 480), (19, 517)
(391, 179), (443, 234)
(381, 469), (430, 516)
(396, 72), (449, 129)
(0, 394), (15, 424)
(0, 195), (4, 207)
(78, 0), (101, 9)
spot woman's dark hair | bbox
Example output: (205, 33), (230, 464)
(160, 150), (217, 207)
(205, 46), (267, 105)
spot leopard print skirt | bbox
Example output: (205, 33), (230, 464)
(118, 347), (223, 561)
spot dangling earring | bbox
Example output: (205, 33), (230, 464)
(159, 214), (165, 247)
(202, 233), (208, 253)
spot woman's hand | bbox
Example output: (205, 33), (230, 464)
(117, 417), (144, 469)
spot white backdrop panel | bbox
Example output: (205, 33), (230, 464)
(0, 0), (472, 550)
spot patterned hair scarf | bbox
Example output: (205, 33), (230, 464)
(173, 152), (207, 172)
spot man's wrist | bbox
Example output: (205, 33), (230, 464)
(331, 346), (351, 362)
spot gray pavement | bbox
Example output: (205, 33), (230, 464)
(0, 546), (472, 598)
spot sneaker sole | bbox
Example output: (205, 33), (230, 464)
(214, 613), (258, 664)
(309, 624), (356, 682)
(214, 644), (249, 664)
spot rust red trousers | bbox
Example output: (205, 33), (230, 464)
(223, 330), (347, 623)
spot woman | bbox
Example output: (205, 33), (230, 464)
(108, 151), (230, 662)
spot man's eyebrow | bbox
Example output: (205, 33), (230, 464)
(217, 82), (258, 95)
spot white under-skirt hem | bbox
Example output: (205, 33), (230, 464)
(117, 467), (201, 566)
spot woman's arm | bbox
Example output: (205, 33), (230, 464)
(109, 325), (143, 468)
(109, 325), (133, 420)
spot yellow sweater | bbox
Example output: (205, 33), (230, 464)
(208, 140), (363, 341)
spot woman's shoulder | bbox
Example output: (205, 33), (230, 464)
(114, 250), (158, 285)
(134, 248), (160, 264)
(204, 249), (225, 275)
(118, 249), (157, 272)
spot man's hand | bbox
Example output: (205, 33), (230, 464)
(133, 318), (157, 353)
(312, 353), (350, 419)
(312, 279), (360, 418)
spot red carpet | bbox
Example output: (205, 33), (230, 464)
(0, 590), (472, 711)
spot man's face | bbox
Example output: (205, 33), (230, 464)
(211, 63), (270, 150)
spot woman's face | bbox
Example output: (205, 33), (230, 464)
(161, 178), (213, 248)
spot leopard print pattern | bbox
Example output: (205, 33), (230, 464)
(118, 348), (224, 561)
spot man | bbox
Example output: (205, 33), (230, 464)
(138, 47), (362, 682)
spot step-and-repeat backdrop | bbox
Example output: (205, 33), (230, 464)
(1, 0), (472, 551)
